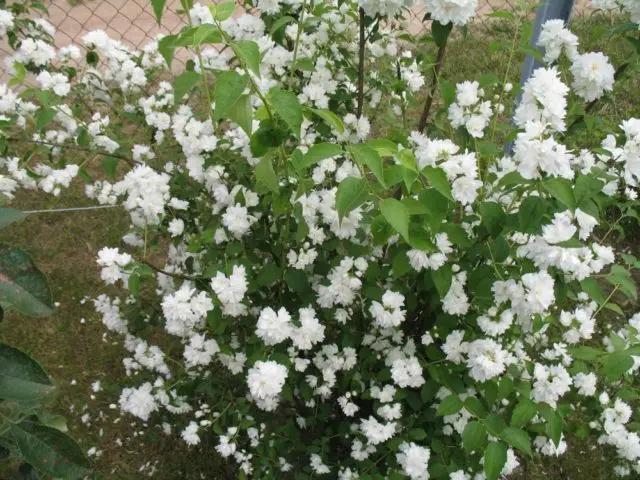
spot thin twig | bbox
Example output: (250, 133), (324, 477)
(288, 0), (307, 88)
(139, 259), (202, 282)
(418, 39), (448, 133)
(6, 137), (136, 168)
(356, 7), (366, 118)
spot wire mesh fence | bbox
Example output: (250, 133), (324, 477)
(0, 0), (598, 79)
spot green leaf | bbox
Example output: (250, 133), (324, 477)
(214, 71), (248, 121)
(432, 20), (453, 48)
(35, 412), (68, 433)
(431, 264), (453, 298)
(607, 265), (637, 300)
(479, 202), (506, 238)
(464, 397), (486, 418)
(101, 157), (118, 180)
(158, 34), (177, 68)
(511, 399), (537, 427)
(379, 199), (410, 243)
(176, 25), (222, 46)
(292, 143), (342, 172)
(0, 343), (53, 401)
(463, 421), (488, 451)
(501, 427), (532, 456)
(422, 167), (453, 201)
(173, 71), (201, 104)
(436, 394), (463, 416)
(0, 248), (54, 317)
(489, 10), (515, 20)
(210, 1), (235, 21)
(228, 94), (253, 135)
(336, 178), (369, 221)
(569, 346), (602, 361)
(9, 61), (26, 88)
(349, 144), (386, 187)
(270, 15), (295, 35)
(518, 196), (544, 234)
(440, 80), (456, 107)
(235, 40), (261, 78)
(537, 404), (563, 447)
(543, 178), (576, 211)
(519, 44), (544, 63)
(367, 139), (397, 157)
(11, 422), (90, 479)
(270, 88), (303, 138)
(0, 208), (25, 229)
(601, 353), (634, 381)
(484, 441), (508, 480)
(580, 277), (605, 304)
(409, 428), (427, 440)
(574, 175), (604, 208)
(255, 155), (279, 193)
(307, 108), (345, 133)
(128, 274), (140, 296)
(257, 263), (281, 287)
(151, 0), (167, 24)
(36, 108), (56, 131)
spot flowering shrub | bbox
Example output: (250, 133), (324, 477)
(2, 0), (640, 478)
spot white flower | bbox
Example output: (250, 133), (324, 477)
(532, 363), (572, 407)
(119, 382), (157, 421)
(396, 442), (431, 480)
(310, 454), (331, 474)
(514, 67), (569, 132)
(570, 52), (615, 102)
(96, 247), (132, 285)
(168, 218), (185, 237)
(181, 421), (200, 445)
(424, 0), (477, 26)
(0, 9), (14, 37)
(211, 265), (248, 317)
(391, 356), (425, 388)
(442, 330), (468, 364)
(573, 372), (597, 396)
(256, 307), (292, 345)
(542, 211), (577, 244)
(222, 204), (256, 238)
(466, 338), (512, 382)
(538, 19), (579, 63)
(290, 307), (325, 350)
(36, 71), (70, 96)
(247, 361), (288, 409)
(360, 416), (397, 445)
(162, 284), (213, 337)
(369, 290), (406, 328)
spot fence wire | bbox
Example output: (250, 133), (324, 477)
(0, 0), (597, 79)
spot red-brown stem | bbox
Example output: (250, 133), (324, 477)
(418, 39), (448, 133)
(356, 7), (366, 118)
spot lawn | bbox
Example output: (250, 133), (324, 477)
(1, 10), (639, 480)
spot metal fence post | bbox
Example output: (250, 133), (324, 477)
(518, 0), (576, 87)
(507, 0), (575, 154)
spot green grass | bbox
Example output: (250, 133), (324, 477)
(1, 11), (639, 480)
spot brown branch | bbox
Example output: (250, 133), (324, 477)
(139, 259), (202, 282)
(7, 137), (136, 168)
(356, 7), (366, 118)
(418, 38), (449, 133)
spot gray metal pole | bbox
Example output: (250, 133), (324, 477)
(518, 0), (576, 87)
(507, 0), (575, 154)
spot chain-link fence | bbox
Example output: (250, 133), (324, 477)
(0, 0), (598, 79)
